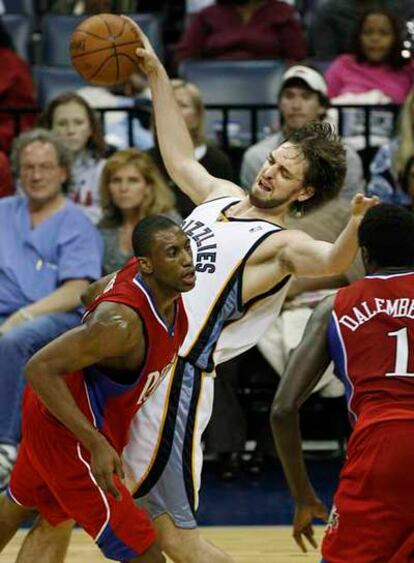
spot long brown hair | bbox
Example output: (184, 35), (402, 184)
(38, 92), (105, 158)
(99, 148), (176, 228)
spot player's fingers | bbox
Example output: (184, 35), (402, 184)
(93, 470), (107, 493)
(105, 472), (122, 500)
(293, 530), (307, 553)
(303, 525), (318, 549)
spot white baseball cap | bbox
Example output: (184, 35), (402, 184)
(280, 65), (328, 97)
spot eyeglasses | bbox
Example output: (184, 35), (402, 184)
(20, 163), (59, 176)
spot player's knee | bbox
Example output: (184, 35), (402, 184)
(159, 529), (199, 562)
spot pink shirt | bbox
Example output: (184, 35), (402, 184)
(326, 54), (413, 104)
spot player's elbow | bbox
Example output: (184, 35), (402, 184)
(270, 396), (297, 428)
(24, 355), (44, 386)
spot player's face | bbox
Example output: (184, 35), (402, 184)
(149, 227), (196, 293)
(173, 87), (199, 136)
(360, 14), (395, 63)
(279, 87), (324, 131)
(249, 142), (314, 209)
(52, 101), (92, 156)
(19, 141), (67, 205)
(109, 164), (149, 212)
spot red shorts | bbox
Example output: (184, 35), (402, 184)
(8, 409), (156, 561)
(322, 420), (414, 563)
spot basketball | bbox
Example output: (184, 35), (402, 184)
(70, 14), (143, 86)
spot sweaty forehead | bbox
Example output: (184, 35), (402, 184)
(273, 142), (304, 163)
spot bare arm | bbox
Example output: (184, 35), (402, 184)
(25, 303), (142, 498)
(0, 279), (90, 335)
(271, 296), (334, 552)
(280, 194), (378, 278)
(130, 19), (243, 205)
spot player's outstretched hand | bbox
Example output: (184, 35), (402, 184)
(351, 193), (380, 218)
(89, 437), (125, 500)
(293, 499), (329, 553)
(120, 15), (160, 76)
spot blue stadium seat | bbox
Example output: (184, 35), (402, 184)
(3, 0), (34, 14)
(3, 14), (30, 61)
(41, 13), (163, 67)
(178, 59), (286, 144)
(33, 66), (89, 107)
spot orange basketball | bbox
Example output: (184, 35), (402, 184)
(70, 14), (143, 86)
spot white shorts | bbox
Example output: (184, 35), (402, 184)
(123, 357), (214, 528)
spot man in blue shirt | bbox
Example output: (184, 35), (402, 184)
(0, 128), (103, 490)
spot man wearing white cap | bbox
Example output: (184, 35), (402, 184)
(241, 65), (364, 202)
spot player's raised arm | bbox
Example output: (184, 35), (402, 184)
(280, 194), (379, 278)
(271, 296), (333, 552)
(128, 18), (242, 205)
(24, 303), (142, 498)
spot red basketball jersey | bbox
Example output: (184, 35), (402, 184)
(328, 271), (414, 431)
(27, 260), (188, 453)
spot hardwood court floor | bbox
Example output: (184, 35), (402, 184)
(1, 526), (324, 562)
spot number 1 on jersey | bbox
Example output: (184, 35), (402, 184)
(387, 327), (414, 377)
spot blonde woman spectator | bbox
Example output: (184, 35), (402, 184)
(367, 88), (414, 204)
(98, 148), (180, 273)
(38, 92), (106, 224)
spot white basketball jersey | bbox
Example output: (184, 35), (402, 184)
(180, 196), (291, 368)
(124, 197), (292, 507)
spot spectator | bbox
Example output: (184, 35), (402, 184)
(325, 9), (413, 104)
(0, 129), (103, 489)
(241, 65), (364, 201)
(367, 89), (414, 204)
(98, 148), (180, 274)
(0, 151), (12, 197)
(175, 0), (307, 65)
(0, 18), (37, 154)
(38, 92), (107, 224)
(149, 79), (234, 217)
(77, 73), (155, 152)
(311, 0), (414, 60)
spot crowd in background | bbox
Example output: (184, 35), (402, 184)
(1, 0), (414, 484)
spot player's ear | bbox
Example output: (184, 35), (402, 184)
(137, 256), (153, 275)
(297, 185), (315, 201)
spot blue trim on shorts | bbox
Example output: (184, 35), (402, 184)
(97, 524), (137, 560)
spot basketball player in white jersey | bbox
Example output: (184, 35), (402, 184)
(15, 21), (378, 563)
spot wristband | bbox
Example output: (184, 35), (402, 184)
(19, 309), (34, 321)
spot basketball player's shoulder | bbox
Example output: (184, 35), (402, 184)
(250, 227), (309, 263)
(204, 179), (245, 203)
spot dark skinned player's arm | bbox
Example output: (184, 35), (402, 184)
(25, 302), (142, 498)
(270, 295), (335, 551)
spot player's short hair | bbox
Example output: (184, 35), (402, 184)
(132, 215), (180, 257)
(286, 121), (346, 213)
(358, 203), (414, 267)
